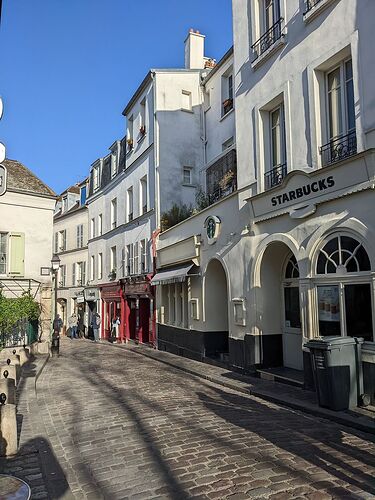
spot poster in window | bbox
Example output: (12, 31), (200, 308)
(318, 286), (340, 322)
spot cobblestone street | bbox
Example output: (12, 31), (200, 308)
(31, 339), (375, 499)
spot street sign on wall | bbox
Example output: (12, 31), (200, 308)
(0, 163), (7, 196)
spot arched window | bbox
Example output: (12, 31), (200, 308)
(316, 235), (371, 274)
(285, 255), (299, 279)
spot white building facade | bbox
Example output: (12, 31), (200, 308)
(0, 159), (56, 341)
(86, 31), (215, 345)
(154, 0), (375, 403)
(54, 181), (89, 333)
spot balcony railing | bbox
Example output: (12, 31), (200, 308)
(206, 148), (237, 205)
(208, 179), (237, 205)
(251, 18), (283, 62)
(265, 163), (287, 190)
(319, 131), (357, 167)
(304, 0), (323, 14)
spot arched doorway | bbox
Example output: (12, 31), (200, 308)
(257, 241), (302, 370)
(204, 259), (229, 359)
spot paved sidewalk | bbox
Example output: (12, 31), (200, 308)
(108, 341), (375, 435)
(0, 354), (73, 500)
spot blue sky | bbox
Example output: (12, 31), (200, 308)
(0, 0), (233, 194)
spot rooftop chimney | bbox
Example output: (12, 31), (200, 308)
(184, 29), (205, 69)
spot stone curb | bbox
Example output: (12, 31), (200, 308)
(103, 341), (375, 437)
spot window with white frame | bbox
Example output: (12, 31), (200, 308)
(98, 253), (103, 280)
(222, 137), (234, 151)
(126, 244), (133, 275)
(263, 0), (280, 33)
(222, 70), (234, 116)
(270, 104), (286, 169)
(139, 98), (146, 135)
(59, 230), (67, 251)
(98, 214), (103, 236)
(111, 198), (117, 229)
(134, 242), (139, 275)
(183, 167), (193, 185)
(315, 234), (373, 341)
(75, 261), (86, 286)
(181, 90), (192, 111)
(140, 239), (148, 273)
(252, 0), (283, 62)
(110, 246), (117, 273)
(76, 225), (84, 248)
(121, 247), (125, 278)
(92, 165), (100, 192)
(320, 59), (356, 166)
(0, 233), (7, 274)
(90, 218), (95, 239)
(162, 282), (189, 327)
(127, 187), (133, 221)
(140, 176), (148, 214)
(111, 151), (117, 178)
(263, 101), (287, 190)
(127, 115), (134, 149)
(90, 255), (95, 281)
(59, 264), (66, 288)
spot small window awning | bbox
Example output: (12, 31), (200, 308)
(151, 262), (199, 286)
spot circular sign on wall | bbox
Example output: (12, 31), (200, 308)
(204, 215), (221, 245)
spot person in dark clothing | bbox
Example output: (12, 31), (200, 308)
(53, 314), (63, 334)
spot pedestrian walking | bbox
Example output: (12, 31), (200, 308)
(112, 316), (120, 342)
(68, 313), (78, 339)
(91, 313), (101, 342)
(53, 314), (63, 335)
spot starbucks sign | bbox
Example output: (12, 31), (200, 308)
(0, 164), (7, 196)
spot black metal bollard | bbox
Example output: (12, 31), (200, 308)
(51, 332), (60, 357)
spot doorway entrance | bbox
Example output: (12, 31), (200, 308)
(204, 259), (229, 359)
(257, 241), (302, 369)
(283, 255), (303, 370)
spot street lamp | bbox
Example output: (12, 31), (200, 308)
(51, 254), (60, 321)
(51, 254), (61, 357)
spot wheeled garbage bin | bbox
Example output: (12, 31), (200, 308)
(304, 336), (364, 411)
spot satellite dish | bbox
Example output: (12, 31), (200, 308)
(0, 97), (3, 120)
(0, 142), (5, 163)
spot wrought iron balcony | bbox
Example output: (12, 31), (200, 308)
(304, 0), (323, 14)
(319, 131), (357, 167)
(208, 179), (237, 205)
(206, 149), (237, 205)
(265, 163), (287, 190)
(251, 18), (283, 62)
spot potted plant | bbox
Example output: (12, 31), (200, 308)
(127, 138), (133, 150)
(139, 125), (146, 136)
(219, 169), (235, 192)
(108, 269), (116, 281)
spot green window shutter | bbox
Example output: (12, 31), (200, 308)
(9, 232), (25, 276)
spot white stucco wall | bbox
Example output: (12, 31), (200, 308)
(232, 0), (375, 191)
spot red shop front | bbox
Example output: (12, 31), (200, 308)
(100, 283), (126, 342)
(121, 276), (156, 347)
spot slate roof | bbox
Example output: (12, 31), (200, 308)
(3, 159), (56, 198)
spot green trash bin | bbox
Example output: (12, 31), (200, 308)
(304, 336), (364, 411)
